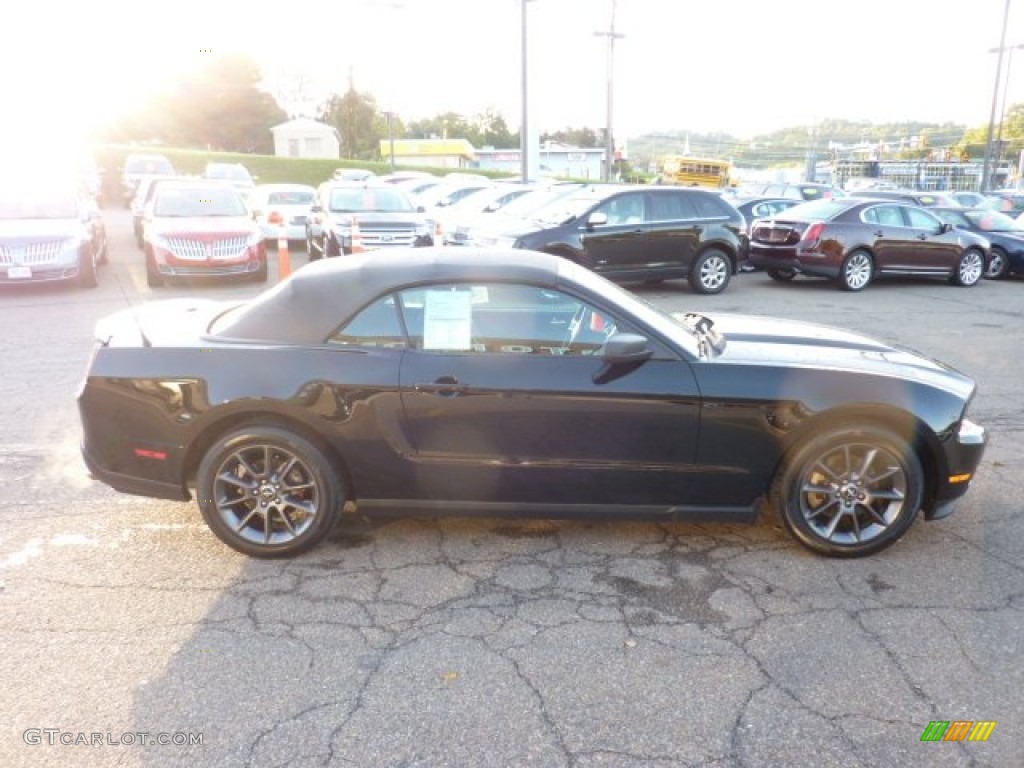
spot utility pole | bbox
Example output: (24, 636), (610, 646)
(595, 0), (624, 182)
(981, 0), (1012, 191)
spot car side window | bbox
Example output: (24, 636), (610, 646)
(596, 193), (645, 225)
(397, 282), (621, 356)
(328, 295), (407, 348)
(904, 207), (940, 229)
(692, 192), (730, 218)
(865, 205), (904, 227)
(647, 192), (698, 221)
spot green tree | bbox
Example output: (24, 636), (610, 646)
(320, 87), (382, 160)
(161, 54), (286, 153)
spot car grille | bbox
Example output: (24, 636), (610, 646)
(0, 240), (73, 266)
(165, 236), (250, 261)
(751, 226), (800, 245)
(360, 227), (418, 247)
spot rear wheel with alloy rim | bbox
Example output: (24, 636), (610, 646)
(197, 425), (345, 558)
(688, 249), (731, 295)
(950, 248), (984, 286)
(839, 250), (872, 291)
(772, 425), (924, 557)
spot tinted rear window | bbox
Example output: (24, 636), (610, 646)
(691, 192), (733, 218)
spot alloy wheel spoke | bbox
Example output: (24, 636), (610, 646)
(857, 447), (878, 479)
(218, 471), (256, 491)
(234, 507), (261, 532)
(866, 488), (904, 501)
(236, 452), (261, 479)
(858, 502), (891, 527)
(805, 498), (839, 521)
(823, 508), (845, 540)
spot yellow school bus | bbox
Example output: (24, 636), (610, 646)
(659, 156), (733, 188)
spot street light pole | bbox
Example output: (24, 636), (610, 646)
(981, 0), (1012, 192)
(521, 0), (531, 183)
(384, 111), (396, 172)
(595, 0), (624, 182)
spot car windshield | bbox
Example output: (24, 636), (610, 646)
(154, 186), (247, 217)
(496, 185), (584, 218)
(208, 165), (251, 181)
(932, 209), (972, 228)
(329, 187), (414, 213)
(533, 188), (615, 225)
(0, 190), (78, 219)
(267, 189), (315, 205)
(125, 155), (174, 174)
(770, 199), (850, 221)
(963, 209), (1023, 232)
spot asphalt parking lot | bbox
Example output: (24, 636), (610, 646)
(1, 208), (1021, 768)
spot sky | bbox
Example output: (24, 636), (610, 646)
(2, 0), (1023, 154)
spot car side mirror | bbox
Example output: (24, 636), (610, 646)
(587, 211), (608, 228)
(417, 205), (426, 213)
(600, 333), (653, 364)
(940, 222), (953, 234)
(484, 202), (501, 212)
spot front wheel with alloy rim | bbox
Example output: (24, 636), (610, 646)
(767, 269), (797, 282)
(688, 248), (731, 294)
(197, 425), (346, 558)
(771, 425), (924, 557)
(950, 248), (984, 286)
(839, 250), (873, 291)
(984, 247), (1008, 279)
(983, 247), (1007, 280)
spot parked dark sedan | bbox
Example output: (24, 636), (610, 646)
(483, 185), (747, 294)
(931, 207), (1024, 279)
(78, 248), (986, 559)
(749, 198), (990, 290)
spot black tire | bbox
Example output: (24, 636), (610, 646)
(688, 248), (732, 295)
(950, 248), (984, 286)
(771, 425), (924, 557)
(196, 425), (345, 558)
(305, 231), (320, 262)
(145, 251), (163, 288)
(78, 248), (98, 289)
(767, 269), (797, 282)
(839, 249), (872, 291)
(324, 234), (340, 258)
(985, 247), (1008, 280)
(251, 256), (269, 283)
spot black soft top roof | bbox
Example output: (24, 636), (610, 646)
(213, 247), (579, 344)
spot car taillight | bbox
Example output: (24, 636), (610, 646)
(267, 210), (284, 225)
(800, 222), (825, 244)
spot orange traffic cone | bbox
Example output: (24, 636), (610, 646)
(350, 217), (366, 254)
(277, 236), (291, 279)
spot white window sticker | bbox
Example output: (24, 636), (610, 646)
(423, 290), (473, 350)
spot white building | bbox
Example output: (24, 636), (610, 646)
(271, 119), (340, 159)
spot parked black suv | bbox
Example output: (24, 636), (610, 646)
(481, 185), (748, 294)
(306, 182), (434, 258)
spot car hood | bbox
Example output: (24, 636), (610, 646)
(698, 313), (975, 399)
(149, 217), (256, 237)
(0, 219), (84, 240)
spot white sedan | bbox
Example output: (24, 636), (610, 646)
(249, 184), (317, 243)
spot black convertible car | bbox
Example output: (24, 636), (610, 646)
(78, 248), (986, 558)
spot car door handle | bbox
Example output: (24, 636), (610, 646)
(874, 230), (885, 237)
(916, 233), (927, 240)
(414, 376), (466, 397)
